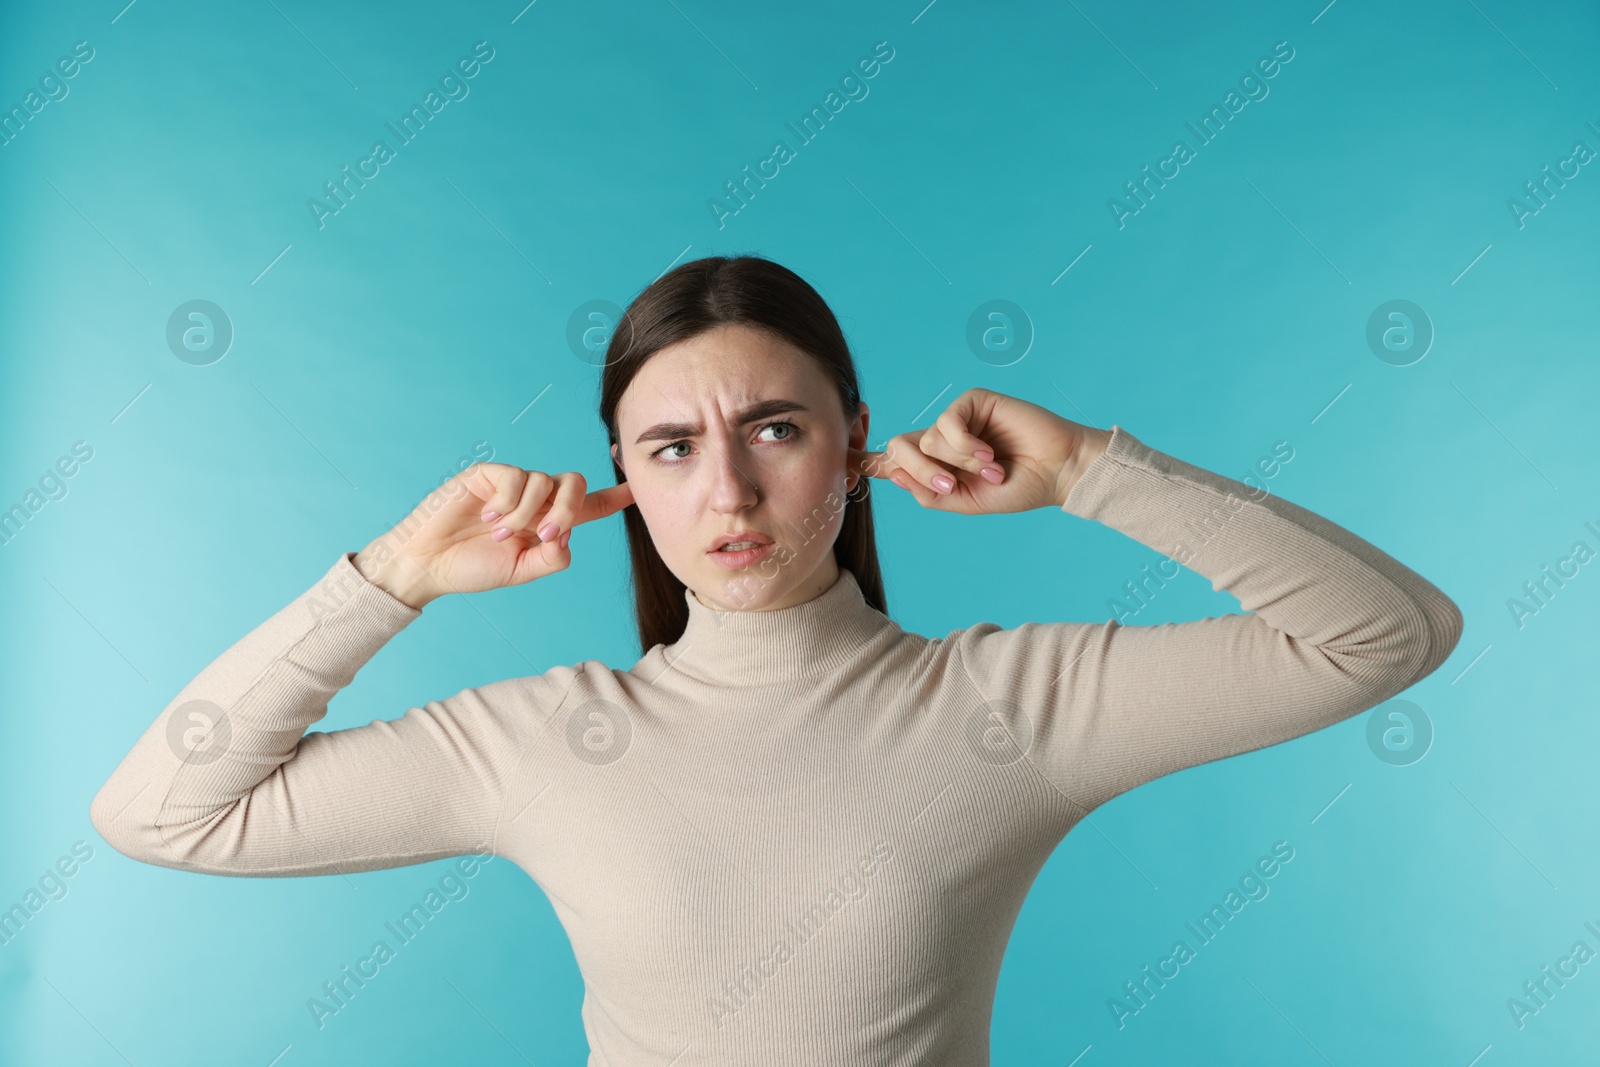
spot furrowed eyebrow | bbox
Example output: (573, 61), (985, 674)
(633, 398), (810, 445)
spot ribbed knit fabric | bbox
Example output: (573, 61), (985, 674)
(90, 424), (1463, 1065)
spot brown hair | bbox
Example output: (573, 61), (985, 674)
(599, 255), (887, 655)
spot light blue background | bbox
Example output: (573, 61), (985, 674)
(3, 0), (1598, 1063)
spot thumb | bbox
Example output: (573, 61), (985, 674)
(514, 527), (573, 584)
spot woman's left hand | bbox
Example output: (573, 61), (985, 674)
(849, 387), (1112, 515)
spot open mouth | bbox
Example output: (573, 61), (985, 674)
(707, 537), (777, 568)
(709, 531), (774, 552)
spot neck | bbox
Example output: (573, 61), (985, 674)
(666, 564), (896, 683)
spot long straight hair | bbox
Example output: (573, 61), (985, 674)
(599, 255), (887, 655)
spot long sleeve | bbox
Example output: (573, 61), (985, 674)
(89, 552), (580, 877)
(954, 424), (1463, 818)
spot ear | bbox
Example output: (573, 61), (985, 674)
(845, 402), (870, 492)
(610, 442), (621, 470)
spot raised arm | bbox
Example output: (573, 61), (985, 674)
(952, 424), (1463, 817)
(88, 551), (580, 877)
(89, 460), (628, 877)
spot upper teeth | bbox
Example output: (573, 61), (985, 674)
(721, 541), (760, 550)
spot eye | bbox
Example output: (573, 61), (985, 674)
(648, 420), (801, 464)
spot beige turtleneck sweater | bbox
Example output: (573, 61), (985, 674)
(89, 424), (1462, 1065)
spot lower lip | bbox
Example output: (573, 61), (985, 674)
(707, 541), (777, 568)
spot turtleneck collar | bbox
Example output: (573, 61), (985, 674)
(660, 567), (898, 684)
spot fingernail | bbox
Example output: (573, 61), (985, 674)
(492, 526), (513, 542)
(932, 473), (955, 493)
(539, 522), (559, 542)
(973, 448), (994, 463)
(559, 529), (571, 549)
(482, 511), (501, 523)
(980, 466), (1003, 484)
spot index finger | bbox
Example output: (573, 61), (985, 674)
(573, 481), (635, 526)
(849, 446), (902, 480)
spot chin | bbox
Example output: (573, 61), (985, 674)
(703, 573), (778, 611)
(695, 557), (794, 611)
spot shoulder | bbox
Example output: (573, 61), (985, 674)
(935, 617), (1109, 686)
(468, 658), (609, 722)
(854, 620), (1049, 680)
(443, 660), (625, 765)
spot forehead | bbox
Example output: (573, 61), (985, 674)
(617, 325), (827, 427)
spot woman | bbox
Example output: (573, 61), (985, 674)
(91, 255), (1463, 1063)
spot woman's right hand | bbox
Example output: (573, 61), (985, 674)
(354, 463), (634, 609)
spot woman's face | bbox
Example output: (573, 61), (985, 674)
(611, 323), (870, 612)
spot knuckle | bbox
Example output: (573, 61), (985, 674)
(936, 411), (974, 447)
(506, 474), (541, 513)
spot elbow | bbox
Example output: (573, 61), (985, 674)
(89, 779), (176, 868)
(1429, 592), (1466, 673)
(1388, 588), (1465, 695)
(89, 780), (137, 860)
(92, 784), (245, 874)
(1329, 587), (1464, 704)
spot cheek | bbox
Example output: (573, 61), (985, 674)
(796, 464), (842, 504)
(772, 456), (848, 537)
(790, 442), (848, 499)
(632, 479), (693, 541)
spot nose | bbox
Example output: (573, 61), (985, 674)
(706, 434), (760, 514)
